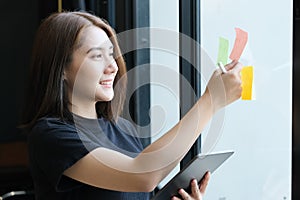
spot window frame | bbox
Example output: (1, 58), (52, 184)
(179, 0), (202, 167)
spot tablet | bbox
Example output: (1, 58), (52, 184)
(151, 150), (234, 200)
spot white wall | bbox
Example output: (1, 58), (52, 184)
(200, 0), (293, 199)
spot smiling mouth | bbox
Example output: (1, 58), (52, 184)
(99, 80), (113, 88)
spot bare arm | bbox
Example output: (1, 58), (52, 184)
(64, 61), (242, 192)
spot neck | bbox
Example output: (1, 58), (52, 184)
(66, 89), (98, 119)
(68, 101), (98, 119)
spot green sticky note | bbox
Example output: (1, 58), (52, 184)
(217, 37), (229, 65)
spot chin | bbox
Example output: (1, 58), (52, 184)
(96, 94), (114, 102)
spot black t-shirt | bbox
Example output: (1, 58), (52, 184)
(28, 115), (151, 200)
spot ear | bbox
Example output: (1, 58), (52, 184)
(63, 70), (67, 81)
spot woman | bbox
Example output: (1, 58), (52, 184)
(23, 11), (242, 200)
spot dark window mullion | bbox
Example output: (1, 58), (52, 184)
(179, 0), (201, 168)
(131, 0), (151, 147)
(293, 0), (300, 198)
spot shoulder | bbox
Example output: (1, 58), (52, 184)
(29, 117), (77, 143)
(115, 117), (138, 135)
(33, 117), (75, 131)
(115, 117), (134, 127)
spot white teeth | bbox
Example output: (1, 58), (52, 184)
(100, 81), (112, 85)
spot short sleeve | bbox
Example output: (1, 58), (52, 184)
(28, 118), (99, 192)
(115, 118), (145, 150)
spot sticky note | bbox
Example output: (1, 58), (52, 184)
(229, 28), (248, 61)
(217, 37), (229, 65)
(241, 66), (253, 100)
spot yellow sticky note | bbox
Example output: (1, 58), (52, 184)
(241, 66), (253, 100)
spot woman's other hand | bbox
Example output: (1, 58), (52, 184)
(171, 171), (210, 200)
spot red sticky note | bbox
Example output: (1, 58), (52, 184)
(229, 28), (248, 60)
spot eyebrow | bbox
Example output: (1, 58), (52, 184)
(86, 45), (113, 54)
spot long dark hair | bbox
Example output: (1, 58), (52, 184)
(22, 11), (127, 129)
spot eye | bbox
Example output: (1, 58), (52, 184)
(92, 54), (102, 59)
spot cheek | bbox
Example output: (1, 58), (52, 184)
(78, 67), (103, 91)
(70, 65), (103, 96)
(77, 60), (104, 81)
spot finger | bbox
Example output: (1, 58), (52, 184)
(191, 179), (200, 196)
(199, 171), (210, 194)
(229, 62), (243, 74)
(171, 196), (181, 200)
(178, 188), (190, 200)
(224, 60), (238, 71)
(213, 67), (223, 76)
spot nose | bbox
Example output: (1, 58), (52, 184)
(104, 58), (118, 74)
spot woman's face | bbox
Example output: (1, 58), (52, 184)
(64, 26), (118, 104)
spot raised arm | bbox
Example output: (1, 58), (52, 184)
(64, 61), (242, 192)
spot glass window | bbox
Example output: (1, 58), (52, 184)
(200, 0), (292, 199)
